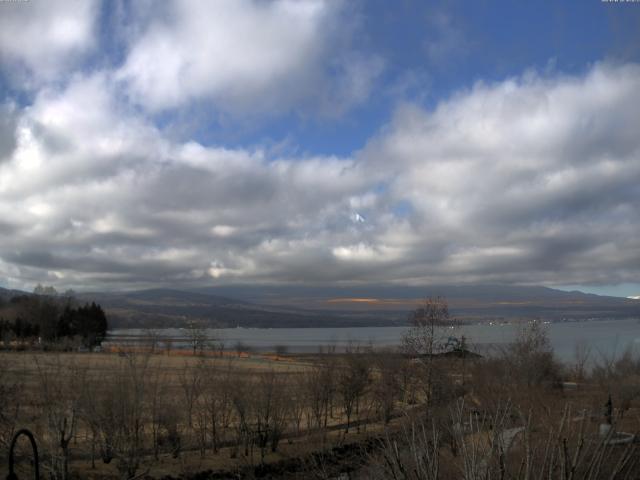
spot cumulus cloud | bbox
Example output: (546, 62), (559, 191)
(0, 72), (373, 288)
(116, 0), (382, 115)
(0, 0), (99, 82)
(0, 62), (639, 290)
(361, 63), (640, 286)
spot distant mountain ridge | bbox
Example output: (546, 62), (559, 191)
(2, 285), (639, 329)
(0, 286), (28, 300)
(82, 288), (399, 329)
(86, 284), (640, 329)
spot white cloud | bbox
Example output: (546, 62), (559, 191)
(361, 62), (640, 286)
(1, 63), (640, 290)
(211, 225), (237, 238)
(116, 0), (381, 115)
(0, 73), (373, 288)
(0, 0), (99, 82)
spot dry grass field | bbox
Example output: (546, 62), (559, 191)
(1, 338), (640, 479)
(0, 348), (413, 479)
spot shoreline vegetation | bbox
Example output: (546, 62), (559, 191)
(1, 298), (639, 479)
(0, 289), (108, 350)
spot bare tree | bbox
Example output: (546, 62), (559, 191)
(252, 370), (288, 462)
(178, 359), (205, 432)
(186, 321), (208, 355)
(35, 355), (85, 480)
(306, 362), (335, 432)
(109, 353), (151, 479)
(372, 354), (402, 424)
(207, 335), (225, 357)
(229, 372), (252, 459)
(146, 361), (166, 460)
(274, 344), (288, 357)
(157, 403), (182, 459)
(402, 297), (452, 355)
(85, 375), (118, 465)
(203, 360), (234, 453)
(402, 297), (455, 406)
(0, 354), (23, 450)
(288, 372), (308, 436)
(570, 339), (592, 382)
(506, 321), (561, 388)
(78, 371), (104, 469)
(337, 349), (371, 433)
(144, 329), (162, 354)
(234, 341), (251, 358)
(164, 337), (173, 355)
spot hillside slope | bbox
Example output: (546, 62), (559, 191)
(83, 285), (640, 328)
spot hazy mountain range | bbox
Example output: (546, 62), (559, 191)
(2, 284), (638, 329)
(9, 284), (640, 329)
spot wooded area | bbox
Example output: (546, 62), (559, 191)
(0, 291), (108, 348)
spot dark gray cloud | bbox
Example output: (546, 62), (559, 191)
(0, 103), (18, 162)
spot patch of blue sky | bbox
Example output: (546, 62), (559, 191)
(364, 0), (640, 111)
(94, 2), (131, 71)
(392, 199), (414, 219)
(190, 102), (390, 158)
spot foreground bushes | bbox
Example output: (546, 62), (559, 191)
(370, 400), (638, 480)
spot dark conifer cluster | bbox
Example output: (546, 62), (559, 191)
(0, 292), (107, 347)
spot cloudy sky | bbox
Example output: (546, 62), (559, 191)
(1, 1), (639, 296)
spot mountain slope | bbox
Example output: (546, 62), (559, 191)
(0, 286), (28, 301)
(83, 288), (399, 328)
(83, 285), (640, 328)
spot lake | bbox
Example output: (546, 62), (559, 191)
(108, 318), (640, 364)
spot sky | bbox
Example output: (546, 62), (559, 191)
(0, 0), (639, 297)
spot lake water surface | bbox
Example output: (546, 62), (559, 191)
(109, 318), (640, 364)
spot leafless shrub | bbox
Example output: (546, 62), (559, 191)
(178, 359), (205, 434)
(157, 404), (182, 459)
(371, 354), (403, 424)
(209, 365), (233, 453)
(34, 355), (85, 480)
(371, 399), (639, 479)
(146, 362), (167, 460)
(508, 321), (562, 388)
(252, 370), (289, 461)
(0, 354), (23, 450)
(569, 339), (592, 382)
(591, 346), (640, 419)
(379, 423), (441, 480)
(306, 361), (335, 432)
(287, 372), (309, 436)
(337, 349), (371, 433)
(107, 353), (151, 479)
(229, 370), (252, 459)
